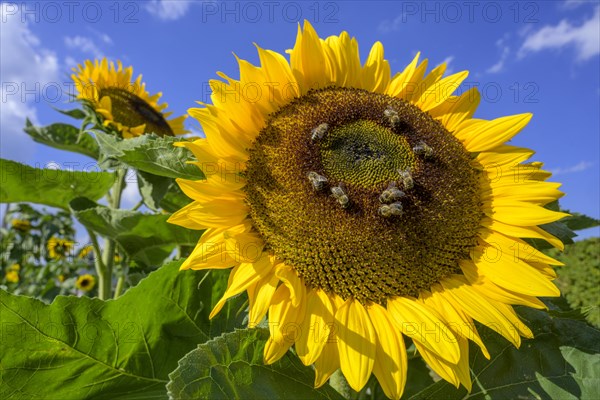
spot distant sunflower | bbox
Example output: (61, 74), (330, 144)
(47, 237), (74, 260)
(71, 58), (187, 138)
(5, 264), (20, 283)
(169, 22), (567, 398)
(78, 245), (94, 259)
(75, 274), (96, 292)
(11, 219), (31, 232)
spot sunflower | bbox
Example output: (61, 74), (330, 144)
(47, 237), (75, 260)
(5, 264), (20, 283)
(169, 22), (567, 398)
(75, 274), (96, 292)
(11, 219), (31, 232)
(71, 58), (187, 138)
(78, 245), (94, 259)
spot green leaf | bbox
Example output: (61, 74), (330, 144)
(560, 211), (600, 232)
(166, 329), (346, 400)
(0, 159), (115, 210)
(409, 308), (600, 399)
(159, 183), (192, 213)
(526, 220), (576, 250)
(52, 106), (87, 120)
(137, 171), (173, 211)
(95, 131), (204, 180)
(70, 197), (203, 266)
(23, 118), (99, 159)
(0, 260), (239, 400)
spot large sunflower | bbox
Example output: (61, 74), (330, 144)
(72, 58), (187, 138)
(169, 22), (567, 398)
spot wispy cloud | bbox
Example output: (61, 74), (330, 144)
(64, 35), (105, 59)
(519, 6), (600, 61)
(560, 0), (589, 9)
(377, 15), (404, 34)
(436, 56), (455, 75)
(550, 161), (595, 175)
(487, 36), (511, 74)
(1, 3), (60, 162)
(145, 0), (194, 21)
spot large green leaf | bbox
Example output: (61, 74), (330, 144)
(0, 159), (115, 210)
(137, 171), (173, 211)
(159, 183), (193, 213)
(166, 329), (346, 400)
(70, 197), (202, 265)
(23, 118), (99, 159)
(95, 131), (204, 180)
(0, 260), (247, 399)
(409, 307), (600, 399)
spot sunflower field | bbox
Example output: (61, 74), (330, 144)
(1, 19), (599, 400)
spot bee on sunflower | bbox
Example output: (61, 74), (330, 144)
(168, 22), (566, 399)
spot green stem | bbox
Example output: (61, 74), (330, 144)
(1, 203), (11, 230)
(131, 199), (144, 211)
(114, 275), (125, 299)
(86, 228), (107, 298)
(99, 168), (127, 300)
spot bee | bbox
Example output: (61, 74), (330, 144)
(311, 123), (329, 141)
(384, 107), (400, 126)
(379, 182), (405, 203)
(413, 141), (433, 158)
(307, 171), (328, 191)
(378, 202), (403, 218)
(398, 168), (414, 190)
(331, 184), (350, 208)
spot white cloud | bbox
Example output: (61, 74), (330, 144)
(145, 0), (194, 21)
(519, 6), (600, 61)
(1, 3), (60, 162)
(561, 0), (589, 9)
(550, 161), (595, 175)
(436, 56), (455, 75)
(487, 36), (511, 74)
(377, 15), (403, 34)
(64, 35), (105, 59)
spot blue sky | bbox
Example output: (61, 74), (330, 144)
(1, 0), (599, 238)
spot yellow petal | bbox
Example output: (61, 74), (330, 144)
(387, 297), (460, 364)
(441, 276), (522, 347)
(478, 229), (563, 266)
(368, 303), (407, 400)
(247, 272), (279, 328)
(457, 114), (532, 152)
(480, 217), (564, 250)
(483, 201), (569, 226)
(314, 340), (340, 388)
(430, 87), (480, 133)
(387, 52), (420, 98)
(264, 284), (306, 364)
(416, 336), (472, 391)
(295, 289), (335, 365)
(209, 258), (270, 318)
(460, 261), (547, 310)
(471, 240), (560, 297)
(362, 41), (391, 93)
(335, 299), (377, 392)
(167, 201), (206, 230)
(423, 285), (490, 359)
(275, 264), (305, 307)
(416, 71), (469, 112)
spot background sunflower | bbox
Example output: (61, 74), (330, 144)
(71, 58), (187, 138)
